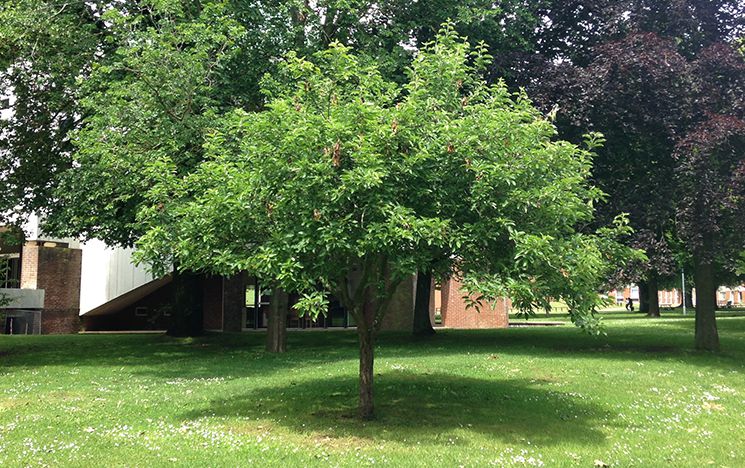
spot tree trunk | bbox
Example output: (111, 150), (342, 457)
(647, 274), (660, 317)
(684, 288), (694, 309)
(341, 257), (395, 420)
(413, 271), (435, 336)
(168, 269), (204, 337)
(638, 281), (649, 314)
(693, 255), (719, 351)
(266, 287), (289, 353)
(357, 325), (375, 420)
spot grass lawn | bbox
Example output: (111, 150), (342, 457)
(2, 314), (745, 467)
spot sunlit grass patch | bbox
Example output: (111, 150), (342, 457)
(1, 314), (744, 466)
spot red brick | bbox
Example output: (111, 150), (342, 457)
(440, 277), (509, 329)
(21, 243), (82, 334)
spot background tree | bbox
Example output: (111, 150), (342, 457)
(42, 2), (247, 336)
(0, 0), (543, 339)
(675, 116), (745, 351)
(528, 0), (745, 332)
(0, 0), (112, 226)
(535, 33), (691, 317)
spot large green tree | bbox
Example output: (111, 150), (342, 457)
(0, 0), (111, 225)
(527, 2), (744, 345)
(18, 0), (553, 339)
(135, 27), (631, 418)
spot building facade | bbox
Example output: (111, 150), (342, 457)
(607, 285), (745, 308)
(2, 216), (509, 334)
(1, 216), (155, 334)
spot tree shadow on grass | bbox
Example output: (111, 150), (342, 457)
(0, 332), (356, 379)
(181, 371), (612, 447)
(376, 319), (745, 370)
(3, 315), (745, 374)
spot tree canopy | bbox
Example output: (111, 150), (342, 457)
(130, 26), (631, 417)
(530, 1), (745, 345)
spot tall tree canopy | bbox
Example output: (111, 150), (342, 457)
(0, 0), (109, 224)
(675, 116), (745, 350)
(0, 0), (551, 229)
(17, 0), (563, 337)
(531, 2), (745, 346)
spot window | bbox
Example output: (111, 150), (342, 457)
(0, 255), (21, 289)
(135, 307), (148, 317)
(244, 281), (273, 330)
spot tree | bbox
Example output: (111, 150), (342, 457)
(502, 1), (745, 323)
(536, 33), (690, 317)
(38, 1), (249, 337)
(0, 0), (111, 226)
(673, 40), (745, 351)
(412, 271), (436, 336)
(25, 0), (549, 342)
(737, 251), (745, 276)
(534, 16), (745, 327)
(136, 26), (631, 419)
(675, 116), (745, 351)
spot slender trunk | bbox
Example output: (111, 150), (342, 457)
(266, 287), (289, 353)
(168, 269), (204, 337)
(684, 288), (694, 309)
(341, 256), (396, 420)
(638, 281), (649, 314)
(357, 324), (375, 419)
(413, 271), (435, 336)
(693, 254), (719, 351)
(647, 274), (660, 317)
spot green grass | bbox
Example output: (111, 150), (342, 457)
(2, 315), (745, 467)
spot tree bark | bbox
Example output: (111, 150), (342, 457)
(684, 288), (694, 309)
(693, 254), (719, 351)
(168, 269), (204, 337)
(266, 287), (289, 353)
(357, 324), (375, 420)
(647, 274), (660, 317)
(340, 256), (398, 420)
(413, 271), (435, 336)
(638, 281), (649, 314)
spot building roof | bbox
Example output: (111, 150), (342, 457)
(82, 275), (172, 317)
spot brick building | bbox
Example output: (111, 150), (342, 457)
(433, 277), (510, 329)
(1, 215), (506, 334)
(82, 273), (416, 332)
(1, 231), (82, 334)
(607, 284), (745, 308)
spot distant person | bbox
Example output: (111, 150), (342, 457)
(625, 297), (634, 312)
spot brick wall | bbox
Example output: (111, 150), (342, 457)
(441, 277), (508, 329)
(222, 274), (246, 332)
(41, 309), (81, 334)
(36, 246), (82, 311)
(20, 243), (83, 334)
(20, 242), (39, 289)
(202, 276), (224, 331)
(379, 276), (415, 331)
